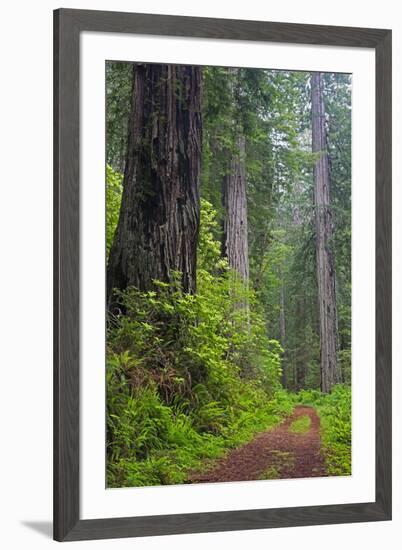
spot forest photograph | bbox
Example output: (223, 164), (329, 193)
(105, 61), (352, 488)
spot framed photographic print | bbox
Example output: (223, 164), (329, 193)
(54, 8), (392, 542)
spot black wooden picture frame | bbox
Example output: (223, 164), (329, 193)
(54, 8), (392, 542)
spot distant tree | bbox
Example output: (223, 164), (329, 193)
(311, 72), (341, 392)
(106, 62), (132, 172)
(222, 133), (249, 282)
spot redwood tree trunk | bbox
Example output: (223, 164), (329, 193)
(311, 72), (341, 393)
(107, 64), (202, 301)
(279, 283), (287, 387)
(222, 133), (249, 282)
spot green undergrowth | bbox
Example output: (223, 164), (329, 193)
(289, 414), (311, 434)
(107, 385), (295, 487)
(106, 200), (295, 488)
(297, 385), (351, 475)
(106, 165), (123, 256)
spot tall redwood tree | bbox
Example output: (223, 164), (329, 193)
(311, 71), (341, 393)
(221, 68), (249, 284)
(107, 63), (202, 301)
(222, 133), (249, 282)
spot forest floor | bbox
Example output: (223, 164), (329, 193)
(189, 406), (327, 483)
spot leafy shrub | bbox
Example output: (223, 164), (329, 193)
(106, 164), (123, 256)
(297, 388), (323, 406)
(318, 385), (351, 475)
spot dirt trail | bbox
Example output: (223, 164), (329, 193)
(190, 405), (327, 483)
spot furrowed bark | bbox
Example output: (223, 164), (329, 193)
(311, 72), (341, 393)
(107, 63), (202, 301)
(222, 133), (249, 283)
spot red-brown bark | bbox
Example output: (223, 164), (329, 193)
(107, 64), (202, 300)
(311, 72), (341, 393)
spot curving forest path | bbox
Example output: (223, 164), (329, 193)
(190, 406), (327, 483)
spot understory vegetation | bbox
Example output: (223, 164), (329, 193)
(297, 386), (352, 475)
(106, 196), (351, 486)
(107, 201), (294, 487)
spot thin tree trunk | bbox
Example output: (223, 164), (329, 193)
(107, 64), (202, 301)
(222, 133), (249, 282)
(294, 298), (307, 390)
(279, 283), (287, 387)
(311, 72), (341, 393)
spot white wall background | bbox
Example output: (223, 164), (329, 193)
(0, 0), (399, 548)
